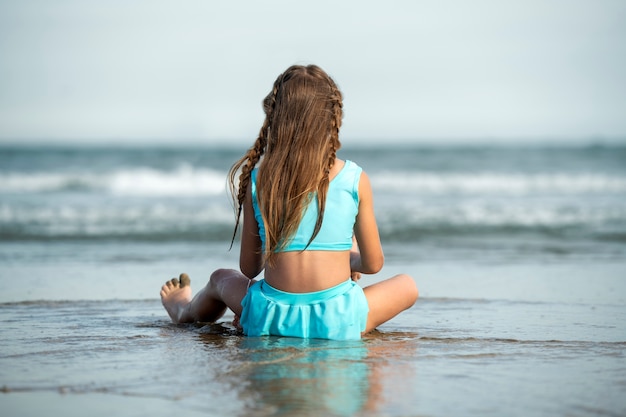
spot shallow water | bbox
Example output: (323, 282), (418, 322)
(1, 280), (625, 417)
(1, 244), (625, 416)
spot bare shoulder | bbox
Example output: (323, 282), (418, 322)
(358, 169), (374, 199)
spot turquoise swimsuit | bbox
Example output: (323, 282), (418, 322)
(240, 160), (370, 340)
(251, 159), (361, 252)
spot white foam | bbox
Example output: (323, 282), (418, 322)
(0, 164), (228, 196)
(3, 168), (625, 196)
(3, 198), (624, 238)
(0, 202), (234, 236)
(107, 164), (226, 196)
(378, 201), (626, 228)
(370, 172), (626, 195)
(0, 172), (97, 192)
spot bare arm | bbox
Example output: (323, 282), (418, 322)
(351, 171), (384, 275)
(239, 183), (264, 279)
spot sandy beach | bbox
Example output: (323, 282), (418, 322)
(1, 254), (625, 417)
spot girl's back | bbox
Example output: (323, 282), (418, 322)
(252, 159), (357, 293)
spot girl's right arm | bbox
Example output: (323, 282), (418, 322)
(352, 171), (384, 274)
(239, 183), (264, 279)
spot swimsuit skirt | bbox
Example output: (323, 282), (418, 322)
(240, 279), (369, 340)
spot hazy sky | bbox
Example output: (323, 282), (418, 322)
(1, 0), (625, 145)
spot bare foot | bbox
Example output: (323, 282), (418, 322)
(232, 315), (242, 330)
(160, 273), (192, 323)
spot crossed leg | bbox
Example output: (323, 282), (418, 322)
(160, 269), (252, 324)
(362, 274), (418, 334)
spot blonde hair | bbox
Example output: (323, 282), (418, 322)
(229, 65), (343, 265)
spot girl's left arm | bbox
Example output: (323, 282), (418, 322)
(352, 171), (384, 274)
(239, 183), (264, 279)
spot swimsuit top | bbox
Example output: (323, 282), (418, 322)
(251, 160), (362, 252)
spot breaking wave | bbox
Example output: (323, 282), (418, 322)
(0, 164), (227, 196)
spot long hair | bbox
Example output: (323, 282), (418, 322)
(228, 65), (343, 265)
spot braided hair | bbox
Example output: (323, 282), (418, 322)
(229, 65), (344, 265)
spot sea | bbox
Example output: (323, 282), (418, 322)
(1, 142), (625, 416)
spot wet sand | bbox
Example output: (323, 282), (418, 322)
(1, 258), (625, 416)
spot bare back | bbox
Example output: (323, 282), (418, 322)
(264, 250), (351, 293)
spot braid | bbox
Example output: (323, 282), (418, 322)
(324, 82), (343, 179)
(306, 79), (344, 249)
(228, 76), (283, 248)
(227, 121), (268, 248)
(329, 82), (343, 150)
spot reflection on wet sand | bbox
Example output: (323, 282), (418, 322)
(196, 326), (419, 416)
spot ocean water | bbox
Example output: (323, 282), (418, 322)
(1, 144), (625, 263)
(1, 143), (625, 416)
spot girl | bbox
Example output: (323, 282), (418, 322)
(160, 65), (418, 340)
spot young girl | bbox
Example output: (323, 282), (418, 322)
(160, 65), (418, 340)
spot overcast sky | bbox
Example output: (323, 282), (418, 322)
(0, 0), (625, 146)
